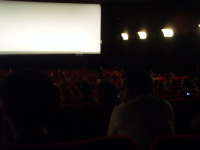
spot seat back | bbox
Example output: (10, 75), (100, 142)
(168, 99), (190, 134)
(169, 98), (200, 134)
(150, 135), (200, 150)
(79, 103), (116, 139)
(47, 104), (79, 141)
(0, 135), (139, 150)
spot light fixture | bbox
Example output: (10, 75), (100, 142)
(121, 33), (129, 40)
(161, 29), (174, 37)
(138, 32), (147, 39)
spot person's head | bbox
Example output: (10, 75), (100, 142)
(193, 77), (199, 84)
(165, 74), (171, 80)
(59, 82), (73, 103)
(112, 71), (118, 81)
(157, 82), (163, 88)
(163, 80), (173, 92)
(170, 72), (175, 77)
(119, 70), (153, 102)
(95, 80), (119, 104)
(181, 78), (191, 89)
(80, 81), (91, 97)
(195, 79), (200, 92)
(153, 79), (158, 88)
(1, 70), (57, 131)
(149, 70), (154, 78)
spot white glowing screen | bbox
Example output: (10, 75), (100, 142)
(121, 33), (129, 40)
(138, 32), (147, 39)
(0, 1), (101, 54)
(161, 29), (174, 37)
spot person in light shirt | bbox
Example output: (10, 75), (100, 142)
(108, 70), (175, 150)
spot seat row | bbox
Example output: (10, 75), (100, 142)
(1, 134), (200, 150)
(49, 98), (200, 140)
(167, 98), (200, 134)
(46, 103), (116, 141)
(1, 98), (199, 140)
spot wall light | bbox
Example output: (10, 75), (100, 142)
(121, 33), (129, 40)
(138, 32), (147, 39)
(198, 24), (200, 27)
(161, 29), (174, 37)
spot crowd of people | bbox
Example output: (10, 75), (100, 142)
(0, 68), (200, 150)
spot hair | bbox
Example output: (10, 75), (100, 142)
(59, 81), (73, 103)
(1, 70), (57, 129)
(157, 82), (163, 88)
(80, 81), (91, 97)
(95, 80), (119, 104)
(196, 79), (200, 91)
(122, 70), (153, 95)
(181, 78), (191, 89)
(193, 77), (199, 84)
(163, 80), (172, 92)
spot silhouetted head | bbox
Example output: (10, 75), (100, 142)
(1, 70), (56, 130)
(181, 78), (191, 89)
(163, 80), (173, 92)
(59, 82), (73, 103)
(157, 82), (163, 88)
(195, 79), (200, 92)
(120, 70), (153, 102)
(95, 80), (119, 104)
(80, 81), (91, 97)
(193, 77), (199, 84)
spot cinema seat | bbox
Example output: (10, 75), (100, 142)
(79, 103), (116, 139)
(187, 98), (200, 121)
(169, 90), (179, 96)
(149, 135), (200, 150)
(160, 95), (171, 100)
(171, 86), (181, 91)
(168, 99), (191, 134)
(0, 135), (139, 150)
(0, 107), (4, 141)
(187, 88), (197, 94)
(47, 104), (79, 141)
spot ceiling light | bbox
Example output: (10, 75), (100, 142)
(161, 29), (174, 37)
(121, 33), (128, 40)
(138, 32), (147, 39)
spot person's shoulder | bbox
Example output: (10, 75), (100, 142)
(113, 101), (132, 112)
(151, 95), (173, 111)
(134, 94), (162, 103)
(113, 97), (142, 112)
(113, 102), (126, 110)
(151, 94), (171, 104)
(142, 94), (172, 108)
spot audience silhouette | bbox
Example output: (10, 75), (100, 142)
(1, 70), (57, 143)
(80, 81), (94, 103)
(95, 80), (119, 104)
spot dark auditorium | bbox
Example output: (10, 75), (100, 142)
(0, 0), (200, 150)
